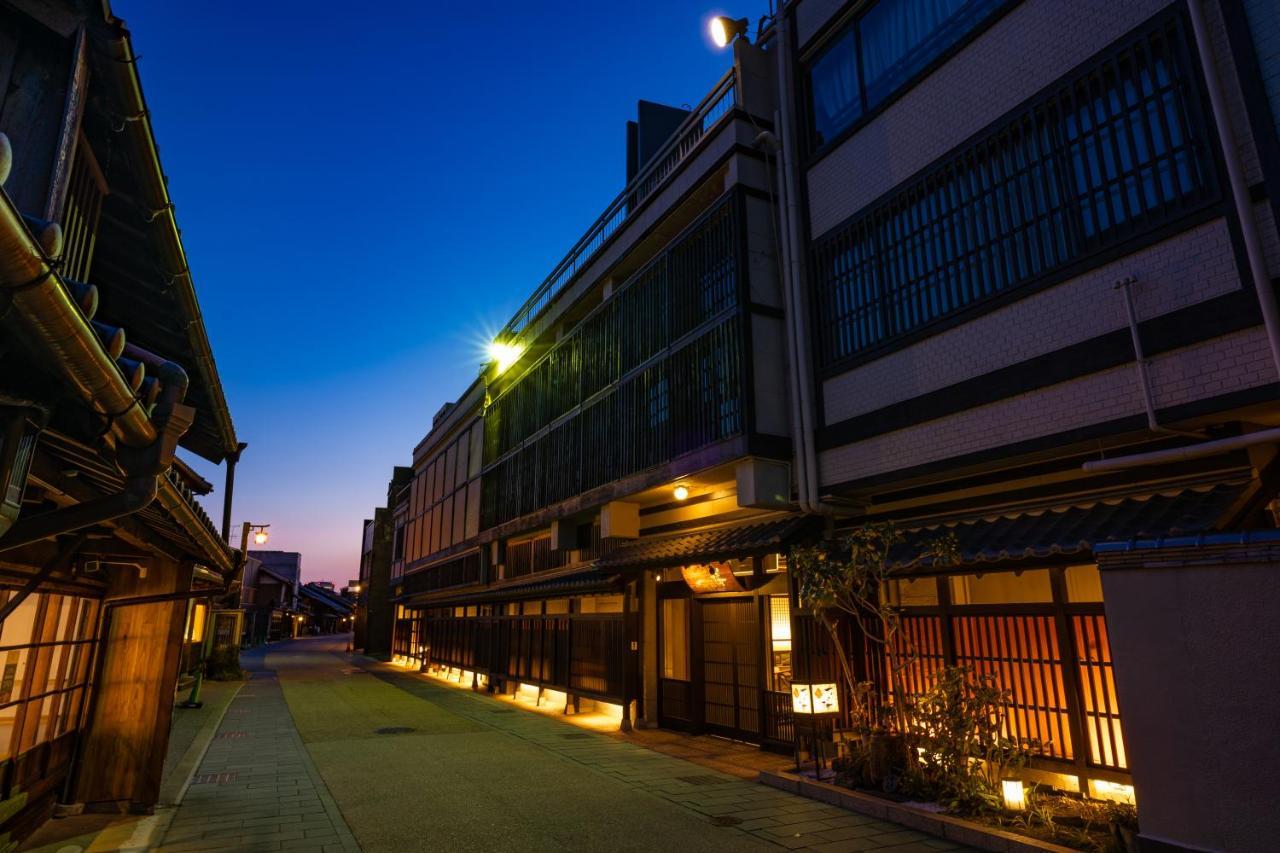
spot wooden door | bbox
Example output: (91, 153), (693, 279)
(700, 599), (761, 740)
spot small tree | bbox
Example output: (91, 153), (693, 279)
(792, 523), (957, 735)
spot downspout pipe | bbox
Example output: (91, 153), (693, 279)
(1187, 0), (1280, 379)
(773, 8), (834, 516)
(0, 474), (157, 553)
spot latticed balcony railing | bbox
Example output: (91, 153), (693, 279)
(481, 193), (749, 529)
(500, 71), (737, 341)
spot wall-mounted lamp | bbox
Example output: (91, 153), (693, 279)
(709, 15), (750, 48)
(488, 340), (522, 374)
(673, 484), (690, 501)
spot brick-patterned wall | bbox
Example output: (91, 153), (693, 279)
(822, 217), (1241, 424)
(804, 0), (1263, 238)
(795, 0), (847, 49)
(818, 325), (1273, 486)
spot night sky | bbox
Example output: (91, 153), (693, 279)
(122, 1), (770, 584)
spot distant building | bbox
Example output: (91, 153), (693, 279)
(354, 467), (411, 659)
(299, 582), (355, 634)
(243, 551), (304, 643)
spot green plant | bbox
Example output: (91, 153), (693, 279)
(792, 523), (957, 734)
(897, 666), (1037, 814)
(203, 645), (245, 680)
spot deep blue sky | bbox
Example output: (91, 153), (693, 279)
(124, 1), (768, 584)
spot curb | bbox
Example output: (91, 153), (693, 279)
(758, 769), (1078, 853)
(111, 680), (247, 852)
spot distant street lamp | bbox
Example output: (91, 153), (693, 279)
(253, 525), (270, 545)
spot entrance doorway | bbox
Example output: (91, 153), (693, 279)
(700, 599), (760, 740)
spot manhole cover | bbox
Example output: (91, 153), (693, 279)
(374, 726), (416, 735)
(192, 772), (237, 785)
(560, 733), (592, 740)
(710, 816), (742, 827)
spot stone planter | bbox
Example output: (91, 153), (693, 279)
(759, 769), (1078, 853)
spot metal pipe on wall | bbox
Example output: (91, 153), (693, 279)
(1187, 0), (1280, 378)
(1083, 426), (1280, 472)
(772, 7), (832, 516)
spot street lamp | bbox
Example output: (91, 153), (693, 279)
(709, 15), (749, 48)
(487, 339), (522, 374)
(252, 525), (270, 545)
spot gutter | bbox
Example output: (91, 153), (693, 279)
(0, 133), (233, 573)
(98, 15), (238, 462)
(156, 471), (234, 573)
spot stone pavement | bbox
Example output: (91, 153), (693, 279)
(362, 656), (971, 853)
(140, 637), (972, 853)
(153, 648), (359, 853)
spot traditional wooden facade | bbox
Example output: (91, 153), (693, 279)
(368, 0), (1280, 844)
(0, 0), (240, 840)
(386, 44), (815, 744)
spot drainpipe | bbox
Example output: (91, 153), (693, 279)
(0, 474), (158, 553)
(771, 8), (834, 516)
(1188, 0), (1280, 378)
(1083, 3), (1280, 474)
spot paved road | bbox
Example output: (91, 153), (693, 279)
(156, 636), (967, 853)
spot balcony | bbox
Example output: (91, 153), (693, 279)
(500, 71), (739, 344)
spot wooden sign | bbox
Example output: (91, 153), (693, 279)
(681, 562), (745, 593)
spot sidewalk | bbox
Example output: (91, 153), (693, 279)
(152, 648), (359, 853)
(20, 680), (242, 853)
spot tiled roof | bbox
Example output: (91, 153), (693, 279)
(405, 567), (623, 606)
(596, 515), (816, 571)
(890, 482), (1250, 568)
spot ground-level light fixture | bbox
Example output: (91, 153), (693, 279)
(488, 339), (522, 374)
(673, 483), (690, 501)
(709, 15), (749, 48)
(791, 682), (839, 715)
(1002, 779), (1027, 812)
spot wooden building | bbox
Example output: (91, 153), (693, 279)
(369, 0), (1280, 845)
(386, 45), (815, 746)
(0, 0), (240, 840)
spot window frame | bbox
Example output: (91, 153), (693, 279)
(801, 0), (1023, 161)
(808, 3), (1224, 374)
